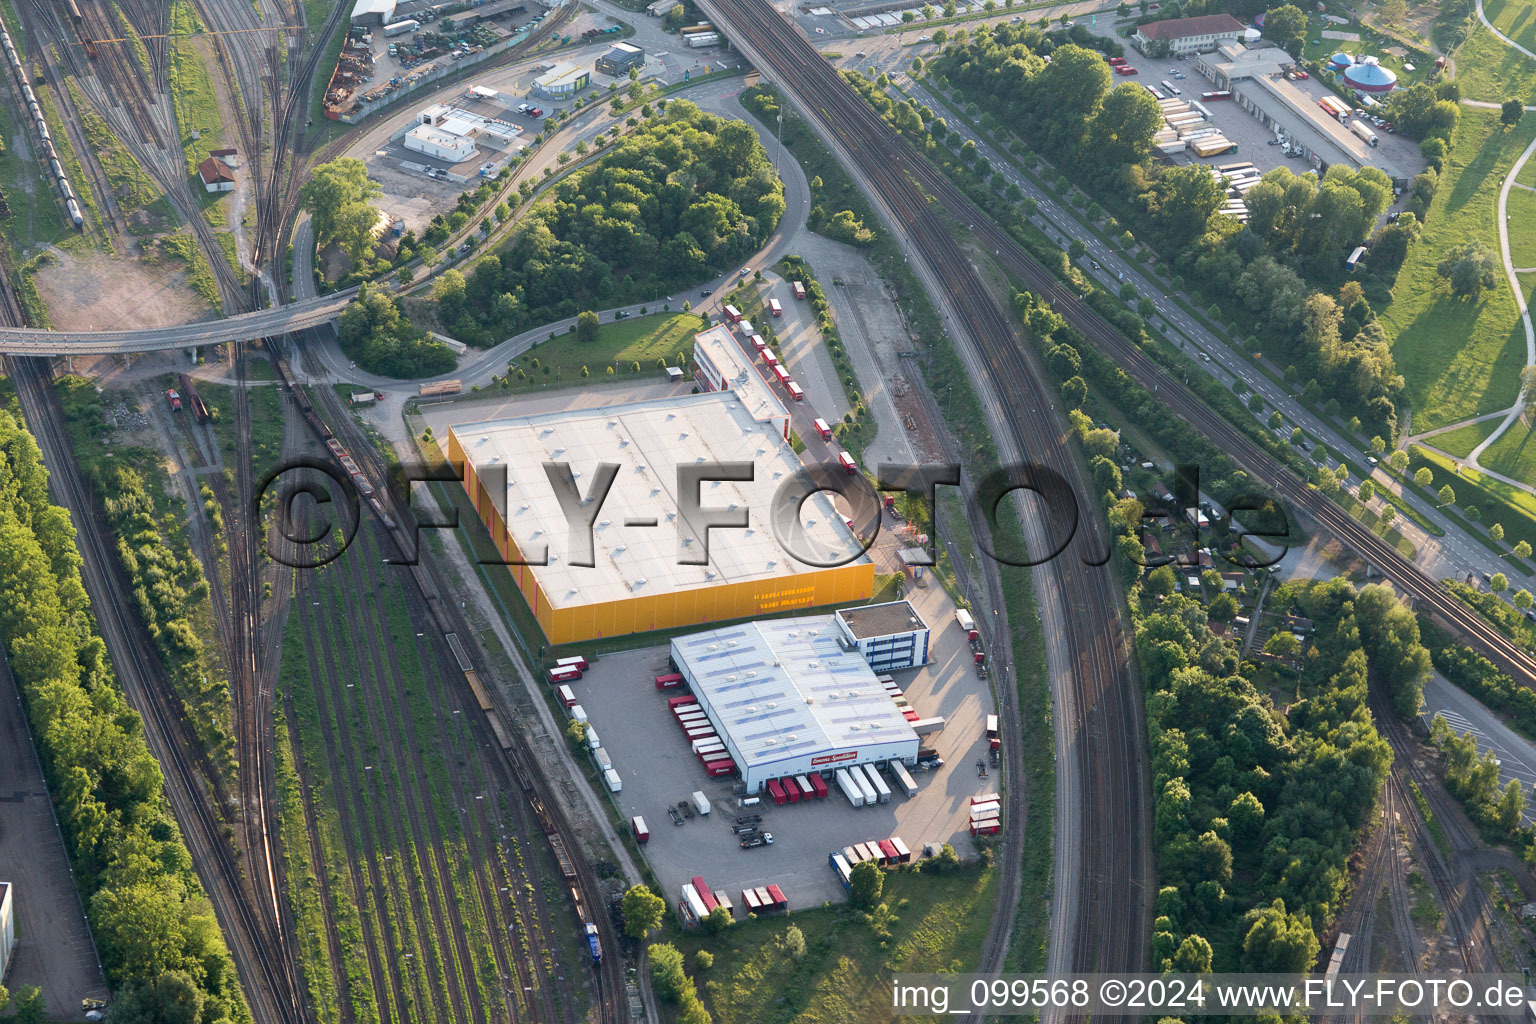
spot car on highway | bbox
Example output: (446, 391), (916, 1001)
(701, 288), (712, 297)
(614, 310), (630, 319)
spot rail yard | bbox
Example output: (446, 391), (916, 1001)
(8, 0), (1536, 1019)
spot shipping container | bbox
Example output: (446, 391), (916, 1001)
(835, 768), (865, 807)
(809, 772), (829, 799)
(556, 655), (588, 673)
(704, 759), (735, 777)
(766, 885), (787, 910)
(792, 280), (807, 300)
(750, 333), (766, 351)
(838, 451), (857, 475)
(691, 791), (711, 816)
(910, 716), (945, 736)
(740, 887), (762, 912)
(685, 31), (718, 47)
(712, 890), (734, 916)
(604, 767), (622, 792)
(783, 776), (801, 803)
(890, 836), (912, 863)
(862, 763), (891, 804)
(795, 775), (815, 800)
(692, 738), (723, 755)
(971, 800), (1000, 819)
(632, 816), (649, 842)
(723, 304), (742, 323)
(571, 704), (588, 724)
(587, 727), (602, 750)
(654, 672), (683, 688)
(902, 709), (920, 722)
(684, 727), (715, 741)
(854, 842), (877, 864)
(667, 695), (697, 709)
(852, 766), (877, 806)
(593, 747), (612, 771)
(955, 608), (976, 632)
(986, 715), (999, 739)
(767, 778), (787, 805)
(889, 760), (919, 798)
(972, 792), (1001, 805)
(693, 877), (718, 913)
(558, 684), (577, 707)
(1349, 119), (1379, 146)
(773, 365), (792, 386)
(785, 381), (804, 402)
(549, 665), (581, 684)
(761, 348), (779, 367)
(878, 839), (899, 864)
(843, 845), (861, 865)
(971, 816), (1000, 836)
(812, 417), (832, 440)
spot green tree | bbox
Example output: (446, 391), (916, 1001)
(1516, 589), (1534, 610)
(850, 859), (884, 909)
(8, 987), (44, 1024)
(1515, 540), (1533, 559)
(577, 310), (600, 343)
(300, 157), (383, 252)
(1437, 241), (1500, 300)
(1208, 593), (1239, 623)
(1438, 484), (1455, 506)
(1492, 573), (1510, 593)
(1491, 523), (1506, 542)
(1380, 504), (1397, 527)
(1358, 479), (1375, 502)
(695, 950), (714, 971)
(1497, 778), (1526, 830)
(649, 943), (688, 1002)
(1172, 934), (1214, 974)
(1264, 631), (1301, 659)
(1240, 899), (1319, 973)
(565, 718), (588, 752)
(1389, 450), (1409, 472)
(622, 885), (666, 939)
(704, 905), (732, 933)
(1228, 791), (1266, 851)
(1414, 467), (1433, 488)
(1502, 98), (1526, 129)
(782, 924), (807, 959)
(1061, 376), (1087, 409)
(1261, 4), (1308, 56)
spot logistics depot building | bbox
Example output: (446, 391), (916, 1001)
(671, 616), (920, 791)
(447, 392), (874, 644)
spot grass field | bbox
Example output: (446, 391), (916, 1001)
(1451, 15), (1536, 103)
(1484, 0), (1536, 64)
(1477, 411), (1536, 481)
(1412, 444), (1536, 559)
(1422, 417), (1503, 457)
(1381, 110), (1536, 431)
(501, 312), (702, 391)
(669, 864), (996, 1024)
(169, 0), (231, 176)
(1509, 185), (1536, 269)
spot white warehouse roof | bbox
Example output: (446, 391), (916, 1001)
(351, 0), (397, 20)
(671, 617), (919, 778)
(449, 393), (870, 611)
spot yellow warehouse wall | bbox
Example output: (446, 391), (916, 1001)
(452, 428), (875, 645)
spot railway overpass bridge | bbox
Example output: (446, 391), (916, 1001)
(0, 290), (356, 354)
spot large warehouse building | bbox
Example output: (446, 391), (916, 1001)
(447, 393), (874, 644)
(670, 617), (920, 791)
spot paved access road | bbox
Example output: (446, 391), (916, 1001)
(1423, 671), (1536, 824)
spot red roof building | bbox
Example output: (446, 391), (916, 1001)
(1134, 13), (1244, 53)
(198, 156), (236, 192)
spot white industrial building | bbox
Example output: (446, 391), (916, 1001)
(404, 123), (478, 162)
(447, 392), (874, 644)
(419, 102), (523, 147)
(834, 600), (929, 672)
(533, 61), (591, 98)
(669, 617), (921, 792)
(0, 881), (13, 981)
(692, 324), (790, 441)
(350, 0), (397, 25)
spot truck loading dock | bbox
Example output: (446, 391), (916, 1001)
(574, 575), (998, 912)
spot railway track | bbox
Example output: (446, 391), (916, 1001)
(698, 0), (1150, 998)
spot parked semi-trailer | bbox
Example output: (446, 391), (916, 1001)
(862, 763), (891, 804)
(632, 816), (649, 842)
(768, 298), (783, 317)
(956, 608), (976, 632)
(829, 852), (853, 891)
(910, 716), (946, 736)
(593, 747), (612, 771)
(852, 766), (877, 805)
(691, 791), (711, 815)
(792, 281), (807, 299)
(889, 760), (918, 798)
(384, 18), (420, 34)
(418, 378), (462, 396)
(1349, 119), (1379, 146)
(603, 768), (621, 792)
(835, 767), (865, 807)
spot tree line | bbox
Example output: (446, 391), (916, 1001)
(0, 406), (248, 1023)
(924, 23), (1431, 436)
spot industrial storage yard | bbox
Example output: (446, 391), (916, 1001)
(569, 576), (1000, 913)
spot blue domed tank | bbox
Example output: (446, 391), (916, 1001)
(1342, 57), (1398, 93)
(1328, 51), (1353, 69)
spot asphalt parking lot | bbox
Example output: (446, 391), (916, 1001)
(572, 574), (1000, 916)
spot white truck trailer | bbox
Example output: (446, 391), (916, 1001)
(835, 768), (865, 807)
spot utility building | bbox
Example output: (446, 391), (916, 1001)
(834, 601), (929, 672)
(1134, 12), (1244, 54)
(533, 61), (591, 98)
(447, 394), (874, 644)
(596, 41), (645, 76)
(669, 617), (920, 792)
(404, 123), (478, 162)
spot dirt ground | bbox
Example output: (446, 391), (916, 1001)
(0, 656), (109, 1012)
(32, 246), (212, 330)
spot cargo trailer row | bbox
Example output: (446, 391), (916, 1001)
(840, 835), (912, 868)
(1189, 137), (1237, 157)
(765, 773), (829, 804)
(666, 693), (738, 778)
(971, 795), (1000, 835)
(740, 885), (788, 914)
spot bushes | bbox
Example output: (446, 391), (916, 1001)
(337, 284), (456, 379)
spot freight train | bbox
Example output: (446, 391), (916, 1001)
(177, 373), (210, 422)
(273, 357), (388, 518)
(0, 19), (84, 227)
